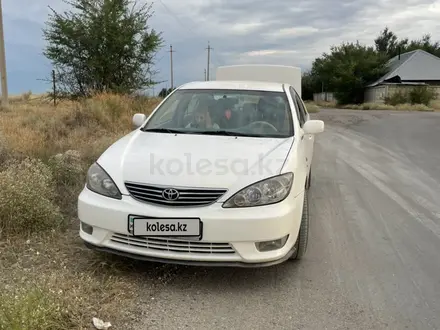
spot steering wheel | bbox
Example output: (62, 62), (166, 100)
(247, 121), (278, 133)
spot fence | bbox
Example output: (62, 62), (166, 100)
(313, 92), (335, 103)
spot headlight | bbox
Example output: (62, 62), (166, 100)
(222, 173), (293, 208)
(86, 162), (122, 199)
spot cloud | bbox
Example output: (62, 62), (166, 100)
(263, 27), (321, 39)
(2, 0), (440, 94)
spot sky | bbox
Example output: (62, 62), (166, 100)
(3, 0), (440, 95)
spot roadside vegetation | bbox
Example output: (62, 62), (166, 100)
(0, 94), (168, 330)
(303, 101), (320, 113)
(0, 0), (169, 328)
(309, 99), (440, 112)
(302, 27), (440, 107)
(2, 0), (439, 327)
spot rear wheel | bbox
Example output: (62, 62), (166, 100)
(289, 191), (309, 260)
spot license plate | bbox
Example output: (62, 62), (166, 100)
(128, 215), (201, 237)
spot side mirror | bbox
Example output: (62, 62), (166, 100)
(132, 113), (147, 128)
(303, 120), (324, 134)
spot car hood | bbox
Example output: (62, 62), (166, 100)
(97, 131), (294, 196)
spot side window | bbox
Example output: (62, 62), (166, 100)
(289, 87), (304, 127)
(294, 93), (306, 126)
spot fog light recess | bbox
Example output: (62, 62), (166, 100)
(255, 235), (289, 252)
(81, 221), (93, 235)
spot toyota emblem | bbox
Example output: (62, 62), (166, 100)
(162, 188), (180, 201)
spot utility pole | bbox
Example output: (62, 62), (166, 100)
(0, 0), (8, 108)
(204, 69), (206, 81)
(52, 70), (56, 106)
(168, 45), (175, 90)
(206, 41), (213, 81)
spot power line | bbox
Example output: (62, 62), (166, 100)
(157, 0), (222, 76)
(157, 0), (198, 37)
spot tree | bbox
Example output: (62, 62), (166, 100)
(374, 27), (400, 57)
(43, 0), (163, 98)
(301, 71), (321, 101)
(158, 87), (174, 98)
(311, 42), (389, 104)
(375, 27), (440, 59)
(405, 34), (440, 57)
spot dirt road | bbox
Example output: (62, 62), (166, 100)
(136, 109), (440, 330)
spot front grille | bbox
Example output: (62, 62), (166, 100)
(125, 182), (227, 207)
(110, 234), (236, 254)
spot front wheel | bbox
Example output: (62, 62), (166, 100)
(289, 191), (309, 260)
(306, 167), (312, 190)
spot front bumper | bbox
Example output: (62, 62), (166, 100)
(78, 187), (305, 266)
(82, 241), (297, 268)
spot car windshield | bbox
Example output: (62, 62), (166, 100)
(142, 89), (294, 138)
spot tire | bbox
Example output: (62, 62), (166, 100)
(289, 191), (309, 260)
(306, 167), (312, 190)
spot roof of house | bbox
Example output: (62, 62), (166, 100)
(367, 49), (440, 87)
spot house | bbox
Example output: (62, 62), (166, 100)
(364, 49), (440, 103)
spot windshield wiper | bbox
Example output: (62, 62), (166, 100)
(142, 128), (188, 134)
(198, 130), (266, 137)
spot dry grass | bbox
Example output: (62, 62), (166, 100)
(430, 100), (440, 111)
(8, 92), (51, 104)
(303, 101), (320, 113)
(312, 100), (338, 108)
(340, 102), (435, 111)
(0, 93), (163, 329)
(305, 100), (440, 112)
(0, 229), (180, 330)
(0, 93), (161, 161)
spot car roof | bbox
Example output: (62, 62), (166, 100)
(178, 80), (286, 92)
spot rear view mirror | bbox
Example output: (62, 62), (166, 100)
(132, 113), (147, 128)
(303, 120), (324, 134)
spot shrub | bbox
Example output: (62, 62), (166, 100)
(341, 103), (396, 110)
(48, 150), (85, 188)
(47, 150), (86, 216)
(409, 86), (437, 105)
(430, 100), (440, 110)
(22, 90), (32, 102)
(362, 103), (396, 110)
(395, 103), (433, 111)
(0, 158), (63, 236)
(0, 134), (12, 167)
(384, 90), (409, 105)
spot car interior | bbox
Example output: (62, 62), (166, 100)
(155, 91), (294, 136)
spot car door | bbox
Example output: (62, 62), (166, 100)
(289, 87), (312, 174)
(293, 90), (314, 171)
(285, 86), (308, 191)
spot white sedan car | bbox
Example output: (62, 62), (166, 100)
(78, 80), (324, 267)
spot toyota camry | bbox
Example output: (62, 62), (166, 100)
(77, 79), (324, 267)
